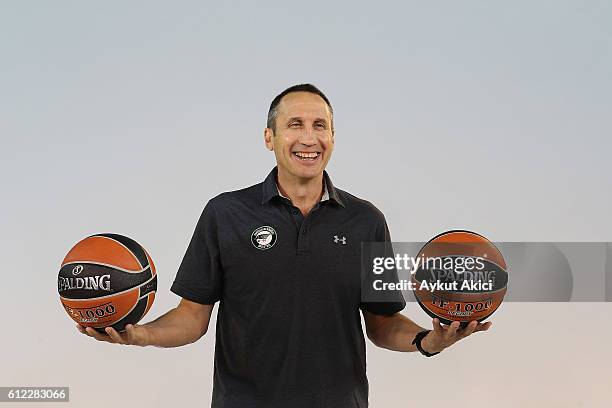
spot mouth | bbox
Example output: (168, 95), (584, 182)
(292, 151), (321, 162)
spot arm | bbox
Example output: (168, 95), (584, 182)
(363, 310), (424, 352)
(362, 310), (492, 354)
(78, 298), (214, 348)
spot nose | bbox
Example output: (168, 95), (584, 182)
(297, 129), (316, 146)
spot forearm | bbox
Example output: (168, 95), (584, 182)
(367, 313), (426, 352)
(143, 306), (208, 348)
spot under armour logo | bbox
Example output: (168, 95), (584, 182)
(333, 235), (347, 245)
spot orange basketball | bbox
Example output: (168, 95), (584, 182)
(412, 230), (507, 326)
(58, 233), (157, 333)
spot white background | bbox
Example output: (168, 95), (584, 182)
(1, 1), (611, 407)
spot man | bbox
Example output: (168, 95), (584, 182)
(78, 84), (491, 407)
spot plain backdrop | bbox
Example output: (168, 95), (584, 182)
(1, 1), (611, 407)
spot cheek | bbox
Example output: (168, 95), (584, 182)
(278, 132), (297, 148)
(272, 135), (287, 150)
(321, 135), (334, 149)
(276, 140), (294, 159)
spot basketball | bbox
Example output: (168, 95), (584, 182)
(412, 230), (507, 326)
(58, 233), (157, 333)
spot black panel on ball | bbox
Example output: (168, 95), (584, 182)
(93, 233), (150, 269)
(94, 296), (149, 333)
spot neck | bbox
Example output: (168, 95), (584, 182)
(276, 168), (324, 216)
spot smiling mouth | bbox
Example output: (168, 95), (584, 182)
(293, 152), (321, 161)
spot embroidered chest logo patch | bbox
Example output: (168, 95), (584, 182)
(251, 226), (277, 250)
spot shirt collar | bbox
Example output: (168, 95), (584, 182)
(277, 183), (330, 202)
(261, 166), (345, 207)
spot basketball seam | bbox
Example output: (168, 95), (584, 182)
(144, 250), (156, 276)
(92, 235), (144, 269)
(61, 261), (150, 274)
(139, 291), (156, 301)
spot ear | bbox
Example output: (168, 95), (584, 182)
(264, 128), (274, 151)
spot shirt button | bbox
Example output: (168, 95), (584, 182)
(301, 229), (307, 235)
(292, 209), (299, 215)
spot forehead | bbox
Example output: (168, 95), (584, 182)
(277, 92), (331, 121)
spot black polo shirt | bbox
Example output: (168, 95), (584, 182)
(171, 167), (405, 408)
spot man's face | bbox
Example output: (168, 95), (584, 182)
(265, 92), (334, 180)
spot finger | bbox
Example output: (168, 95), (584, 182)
(432, 318), (444, 333)
(125, 324), (138, 345)
(105, 327), (126, 344)
(76, 324), (87, 335)
(446, 321), (461, 338)
(459, 321), (479, 338)
(473, 321), (493, 332)
(84, 327), (114, 343)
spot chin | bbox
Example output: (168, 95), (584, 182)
(291, 167), (323, 180)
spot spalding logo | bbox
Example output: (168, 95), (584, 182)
(72, 265), (83, 275)
(58, 275), (112, 292)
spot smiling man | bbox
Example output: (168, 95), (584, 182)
(78, 84), (491, 408)
(263, 87), (334, 216)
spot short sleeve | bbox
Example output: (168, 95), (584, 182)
(360, 213), (406, 316)
(171, 201), (222, 305)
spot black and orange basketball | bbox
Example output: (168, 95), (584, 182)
(58, 233), (157, 333)
(412, 230), (507, 326)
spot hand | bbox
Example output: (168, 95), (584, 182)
(421, 318), (492, 354)
(76, 323), (152, 346)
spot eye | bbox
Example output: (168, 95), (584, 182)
(289, 122), (301, 128)
(314, 122), (326, 130)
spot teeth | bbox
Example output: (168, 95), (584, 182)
(294, 152), (319, 159)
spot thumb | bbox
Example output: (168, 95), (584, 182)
(125, 324), (146, 346)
